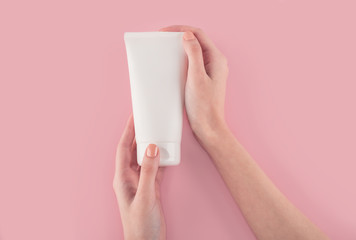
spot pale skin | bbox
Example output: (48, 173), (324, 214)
(113, 25), (329, 240)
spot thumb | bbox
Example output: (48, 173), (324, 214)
(183, 31), (206, 78)
(137, 144), (160, 196)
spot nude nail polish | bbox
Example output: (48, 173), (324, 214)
(146, 144), (158, 158)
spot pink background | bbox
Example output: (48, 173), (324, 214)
(0, 0), (355, 239)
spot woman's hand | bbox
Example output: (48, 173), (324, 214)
(160, 25), (230, 143)
(113, 115), (166, 240)
(159, 25), (329, 240)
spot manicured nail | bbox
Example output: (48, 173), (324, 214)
(146, 144), (158, 158)
(183, 31), (195, 40)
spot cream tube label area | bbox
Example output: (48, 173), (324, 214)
(124, 32), (187, 166)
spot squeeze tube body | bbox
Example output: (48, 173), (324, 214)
(124, 32), (187, 166)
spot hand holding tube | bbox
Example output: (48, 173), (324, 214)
(160, 25), (230, 147)
(113, 115), (166, 240)
(159, 25), (328, 240)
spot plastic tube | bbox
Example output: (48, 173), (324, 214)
(124, 32), (187, 166)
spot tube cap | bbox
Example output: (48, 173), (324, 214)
(137, 142), (181, 166)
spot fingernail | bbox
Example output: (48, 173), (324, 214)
(183, 31), (195, 40)
(146, 144), (158, 158)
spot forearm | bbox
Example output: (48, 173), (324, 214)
(195, 124), (328, 240)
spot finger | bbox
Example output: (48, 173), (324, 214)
(116, 114), (136, 172)
(131, 136), (139, 170)
(118, 114), (135, 148)
(159, 25), (220, 56)
(136, 144), (160, 197)
(182, 31), (207, 78)
(159, 25), (226, 78)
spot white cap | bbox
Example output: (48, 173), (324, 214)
(137, 142), (181, 166)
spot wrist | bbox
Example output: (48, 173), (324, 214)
(123, 225), (164, 240)
(194, 120), (244, 168)
(192, 118), (231, 149)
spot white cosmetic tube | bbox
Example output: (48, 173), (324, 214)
(124, 32), (187, 166)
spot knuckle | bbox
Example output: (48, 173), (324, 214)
(223, 59), (229, 72)
(195, 27), (204, 34)
(218, 54), (229, 71)
(223, 56), (228, 65)
(190, 42), (202, 53)
(116, 143), (125, 154)
(219, 53), (228, 64)
(117, 141), (130, 152)
(112, 177), (119, 192)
